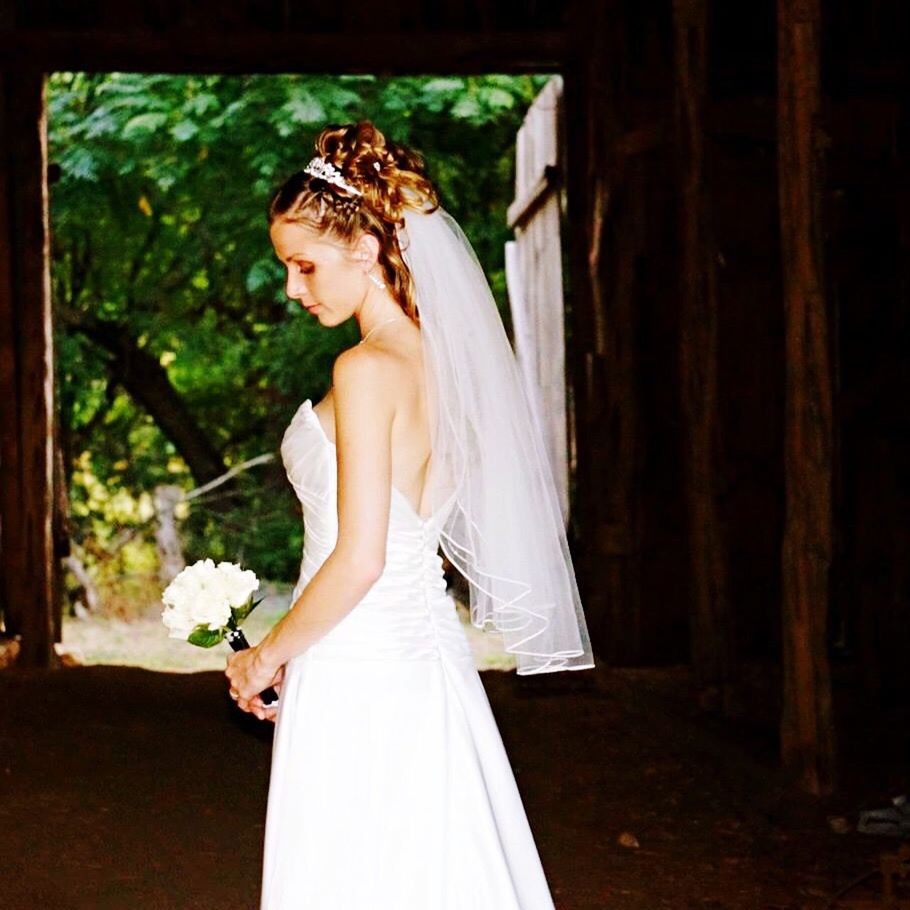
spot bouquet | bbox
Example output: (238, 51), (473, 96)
(160, 558), (279, 706)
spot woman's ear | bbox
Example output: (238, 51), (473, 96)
(353, 232), (381, 271)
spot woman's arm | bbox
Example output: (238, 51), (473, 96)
(255, 344), (396, 670)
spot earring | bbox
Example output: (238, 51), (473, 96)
(368, 271), (386, 290)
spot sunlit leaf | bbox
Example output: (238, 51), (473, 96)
(123, 112), (169, 139)
(171, 120), (199, 142)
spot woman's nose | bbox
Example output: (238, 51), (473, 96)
(286, 272), (308, 301)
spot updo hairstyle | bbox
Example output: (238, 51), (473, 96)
(268, 120), (439, 323)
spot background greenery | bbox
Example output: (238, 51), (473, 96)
(49, 72), (548, 621)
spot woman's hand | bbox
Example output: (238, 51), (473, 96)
(225, 647), (285, 722)
(245, 664), (284, 723)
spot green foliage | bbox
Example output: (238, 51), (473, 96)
(187, 624), (226, 648)
(49, 72), (548, 599)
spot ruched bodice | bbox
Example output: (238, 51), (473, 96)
(279, 398), (472, 665)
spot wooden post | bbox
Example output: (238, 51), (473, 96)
(672, 0), (735, 712)
(0, 71), (56, 667)
(564, 0), (648, 665)
(777, 0), (837, 794)
(563, 13), (605, 663)
(154, 485), (186, 586)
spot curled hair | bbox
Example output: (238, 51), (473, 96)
(267, 121), (439, 323)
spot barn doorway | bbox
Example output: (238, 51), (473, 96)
(46, 72), (570, 675)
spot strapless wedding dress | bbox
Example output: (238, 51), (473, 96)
(259, 398), (557, 909)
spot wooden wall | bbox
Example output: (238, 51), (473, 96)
(1, 0), (908, 792)
(563, 0), (907, 791)
(564, 0), (685, 670)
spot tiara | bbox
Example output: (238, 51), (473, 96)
(303, 156), (363, 197)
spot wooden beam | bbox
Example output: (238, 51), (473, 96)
(506, 163), (560, 231)
(777, 0), (837, 795)
(0, 72), (55, 666)
(0, 28), (567, 74)
(672, 0), (734, 713)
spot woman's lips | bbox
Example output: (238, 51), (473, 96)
(304, 303), (320, 313)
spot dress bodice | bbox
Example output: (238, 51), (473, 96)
(279, 399), (471, 665)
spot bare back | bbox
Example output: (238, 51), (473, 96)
(311, 319), (434, 520)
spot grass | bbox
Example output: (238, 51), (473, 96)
(58, 580), (518, 673)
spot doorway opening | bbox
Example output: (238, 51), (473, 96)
(48, 71), (567, 674)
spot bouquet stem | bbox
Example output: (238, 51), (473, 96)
(225, 628), (280, 706)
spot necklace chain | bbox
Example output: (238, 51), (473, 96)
(359, 314), (406, 345)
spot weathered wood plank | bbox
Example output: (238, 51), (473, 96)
(506, 164), (559, 232)
(0, 72), (55, 666)
(563, 0), (648, 665)
(672, 0), (735, 712)
(0, 74), (19, 645)
(564, 20), (608, 663)
(777, 0), (837, 795)
(506, 77), (571, 523)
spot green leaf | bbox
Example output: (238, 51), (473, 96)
(423, 77), (465, 94)
(451, 96), (481, 120)
(188, 624), (226, 648)
(187, 93), (219, 117)
(480, 88), (516, 111)
(246, 260), (278, 293)
(123, 112), (169, 139)
(285, 89), (325, 125)
(60, 147), (99, 181)
(171, 120), (199, 142)
(84, 107), (119, 139)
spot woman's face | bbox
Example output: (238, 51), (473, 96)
(269, 219), (366, 326)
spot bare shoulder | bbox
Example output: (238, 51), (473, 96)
(331, 342), (399, 397)
(330, 345), (402, 441)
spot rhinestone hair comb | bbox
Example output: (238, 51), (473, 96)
(302, 157), (363, 196)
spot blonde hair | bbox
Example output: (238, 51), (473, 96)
(268, 121), (439, 323)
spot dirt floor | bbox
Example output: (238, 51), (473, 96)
(0, 659), (906, 910)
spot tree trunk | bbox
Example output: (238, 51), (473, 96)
(62, 553), (101, 617)
(59, 308), (236, 495)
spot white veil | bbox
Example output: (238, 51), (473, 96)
(399, 206), (596, 675)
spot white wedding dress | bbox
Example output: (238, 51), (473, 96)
(259, 398), (557, 910)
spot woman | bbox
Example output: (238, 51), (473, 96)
(225, 121), (594, 909)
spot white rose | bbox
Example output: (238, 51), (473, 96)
(215, 561), (260, 607)
(161, 558), (232, 633)
(161, 601), (197, 639)
(161, 559), (261, 639)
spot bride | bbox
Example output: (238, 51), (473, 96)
(225, 120), (595, 909)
